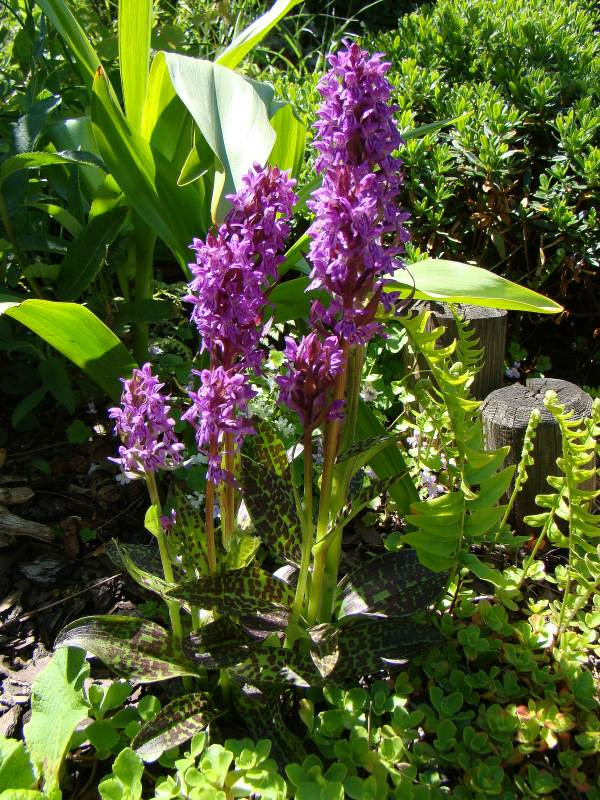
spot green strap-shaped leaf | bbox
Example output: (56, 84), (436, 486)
(268, 103), (306, 177)
(132, 692), (220, 762)
(92, 65), (204, 268)
(0, 299), (136, 401)
(338, 550), (448, 619)
(167, 564), (295, 616)
(240, 423), (302, 565)
(388, 259), (563, 314)
(215, 0), (303, 69)
(355, 401), (419, 515)
(0, 150), (106, 186)
(55, 616), (197, 682)
(118, 0), (152, 132)
(56, 206), (128, 300)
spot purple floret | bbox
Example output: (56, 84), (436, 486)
(108, 363), (184, 476)
(185, 164), (297, 370)
(276, 332), (344, 430)
(307, 41), (410, 344)
(182, 366), (256, 485)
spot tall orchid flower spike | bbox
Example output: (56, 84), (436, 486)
(108, 362), (184, 477)
(307, 40), (410, 344)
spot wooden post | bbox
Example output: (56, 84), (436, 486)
(425, 303), (507, 399)
(481, 378), (595, 534)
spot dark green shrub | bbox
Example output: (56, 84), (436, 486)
(275, 0), (600, 383)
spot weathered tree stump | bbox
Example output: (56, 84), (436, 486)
(426, 303), (507, 399)
(481, 378), (595, 534)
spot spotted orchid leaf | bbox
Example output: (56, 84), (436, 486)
(232, 686), (306, 768)
(231, 646), (324, 689)
(55, 616), (198, 682)
(338, 549), (448, 619)
(166, 563), (295, 616)
(240, 421), (302, 565)
(330, 475), (405, 534)
(309, 616), (444, 684)
(183, 616), (260, 669)
(132, 692), (221, 762)
(167, 484), (209, 576)
(106, 539), (182, 599)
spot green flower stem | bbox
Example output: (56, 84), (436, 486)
(287, 430), (314, 642)
(307, 343), (350, 624)
(319, 345), (365, 621)
(221, 431), (236, 550)
(145, 472), (184, 647)
(204, 447), (218, 576)
(131, 215), (156, 364)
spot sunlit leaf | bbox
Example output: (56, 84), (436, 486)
(338, 550), (447, 619)
(132, 693), (219, 762)
(55, 616), (197, 682)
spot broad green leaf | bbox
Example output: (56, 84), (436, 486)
(162, 53), (276, 221)
(35, 0), (102, 90)
(56, 206), (128, 300)
(28, 202), (83, 237)
(240, 425), (303, 565)
(167, 564), (295, 616)
(388, 259), (563, 314)
(92, 65), (204, 268)
(55, 616), (198, 682)
(98, 747), (143, 800)
(24, 648), (89, 798)
(132, 693), (219, 762)
(48, 117), (105, 200)
(0, 150), (105, 186)
(338, 550), (447, 619)
(355, 401), (419, 514)
(215, 0), (303, 69)
(269, 276), (326, 323)
(118, 0), (152, 132)
(0, 299), (136, 400)
(0, 738), (36, 791)
(268, 103), (306, 177)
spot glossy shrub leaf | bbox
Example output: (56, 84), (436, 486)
(0, 299), (136, 400)
(163, 53), (276, 221)
(355, 401), (419, 514)
(167, 564), (295, 616)
(240, 425), (302, 565)
(132, 693), (219, 762)
(388, 259), (563, 314)
(118, 0), (152, 131)
(215, 0), (303, 69)
(338, 550), (448, 619)
(24, 648), (89, 798)
(55, 616), (198, 682)
(35, 0), (101, 90)
(56, 206), (128, 300)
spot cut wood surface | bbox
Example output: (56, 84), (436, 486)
(426, 302), (507, 399)
(481, 378), (595, 534)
